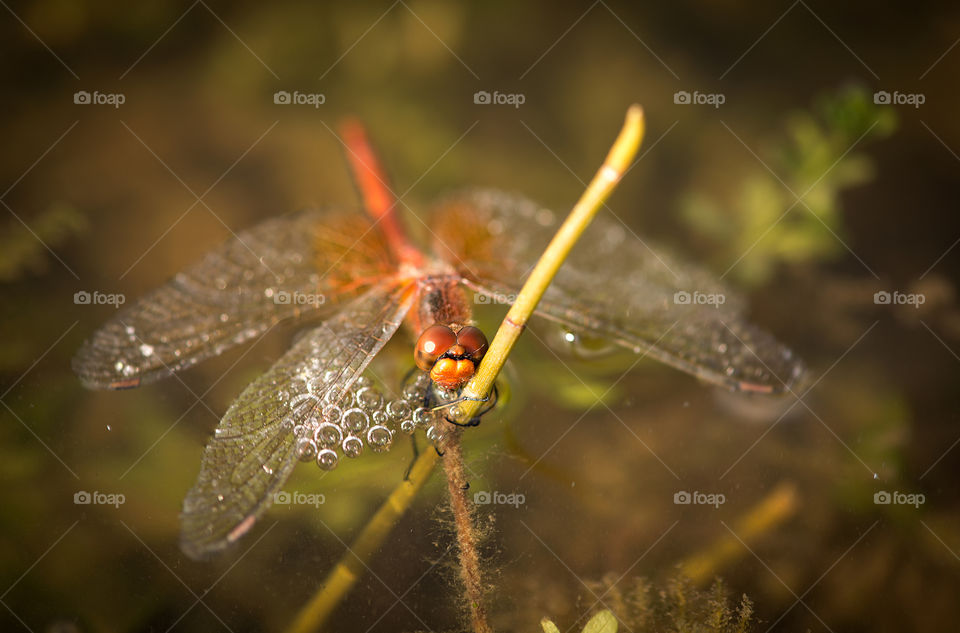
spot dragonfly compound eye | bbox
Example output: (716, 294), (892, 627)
(414, 324), (457, 371)
(456, 326), (488, 363)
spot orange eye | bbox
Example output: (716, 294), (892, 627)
(414, 324), (457, 371)
(456, 326), (488, 363)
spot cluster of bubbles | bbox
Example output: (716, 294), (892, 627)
(291, 371), (457, 471)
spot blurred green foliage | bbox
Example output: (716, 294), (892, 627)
(682, 86), (896, 286)
(0, 204), (86, 281)
(552, 576), (754, 633)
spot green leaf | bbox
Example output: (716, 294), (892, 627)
(582, 610), (618, 633)
(540, 617), (561, 633)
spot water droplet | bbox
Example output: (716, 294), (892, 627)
(317, 449), (338, 471)
(387, 400), (412, 421)
(314, 422), (343, 447)
(322, 405), (343, 424)
(402, 382), (424, 402)
(342, 435), (363, 458)
(357, 387), (384, 411)
(367, 425), (392, 452)
(296, 438), (318, 462)
(343, 408), (369, 433)
(414, 407), (435, 427)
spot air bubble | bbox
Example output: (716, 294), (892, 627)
(413, 407), (436, 427)
(387, 400), (412, 421)
(322, 405), (342, 424)
(367, 425), (393, 452)
(402, 382), (424, 402)
(354, 375), (373, 388)
(317, 449), (338, 471)
(296, 437), (318, 462)
(342, 408), (370, 433)
(342, 435), (363, 458)
(356, 387), (383, 411)
(315, 422), (343, 447)
(400, 419), (416, 434)
(425, 424), (445, 444)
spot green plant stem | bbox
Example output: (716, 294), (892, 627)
(454, 104), (646, 423)
(284, 448), (439, 633)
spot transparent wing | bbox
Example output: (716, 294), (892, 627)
(429, 189), (804, 394)
(180, 280), (414, 559)
(73, 209), (394, 389)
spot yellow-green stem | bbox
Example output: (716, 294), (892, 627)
(284, 448), (439, 633)
(455, 105), (646, 423)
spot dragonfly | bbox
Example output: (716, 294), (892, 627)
(73, 119), (804, 559)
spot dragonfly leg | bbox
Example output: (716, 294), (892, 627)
(402, 434), (421, 481)
(442, 383), (499, 428)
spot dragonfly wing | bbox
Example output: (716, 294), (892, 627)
(430, 189), (804, 394)
(73, 209), (394, 389)
(180, 280), (414, 559)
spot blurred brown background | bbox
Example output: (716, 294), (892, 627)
(2, 1), (960, 631)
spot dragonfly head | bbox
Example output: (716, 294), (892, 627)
(414, 324), (489, 390)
